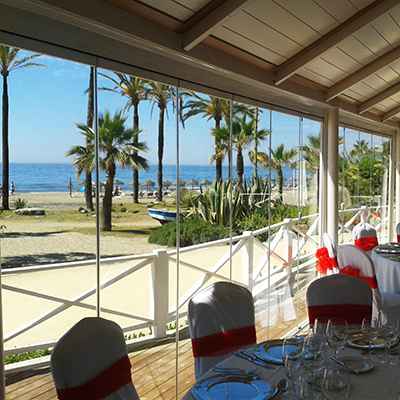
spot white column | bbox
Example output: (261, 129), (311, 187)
(396, 130), (400, 231)
(152, 250), (169, 338)
(388, 131), (397, 241)
(319, 114), (328, 243)
(326, 108), (339, 244)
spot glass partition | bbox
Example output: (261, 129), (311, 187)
(338, 127), (392, 244)
(1, 42), (328, 400)
(0, 49), (97, 358)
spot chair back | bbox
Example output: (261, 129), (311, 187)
(188, 281), (256, 380)
(51, 317), (139, 400)
(307, 274), (372, 326)
(352, 222), (378, 252)
(396, 222), (400, 243)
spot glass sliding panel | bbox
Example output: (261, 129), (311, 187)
(97, 68), (178, 398)
(177, 90), (234, 393)
(0, 47), (97, 363)
(378, 136), (391, 242)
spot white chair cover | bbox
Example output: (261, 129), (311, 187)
(396, 222), (400, 243)
(352, 222), (378, 252)
(337, 245), (400, 324)
(306, 274), (372, 326)
(51, 317), (139, 400)
(188, 282), (256, 380)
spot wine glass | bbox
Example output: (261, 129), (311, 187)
(322, 368), (351, 399)
(326, 319), (338, 356)
(333, 320), (349, 356)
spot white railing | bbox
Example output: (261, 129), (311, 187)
(1, 204), (384, 368)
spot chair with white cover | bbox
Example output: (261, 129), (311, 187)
(352, 222), (378, 253)
(396, 222), (400, 243)
(306, 274), (372, 327)
(337, 244), (400, 324)
(51, 317), (139, 400)
(315, 233), (338, 275)
(188, 281), (256, 380)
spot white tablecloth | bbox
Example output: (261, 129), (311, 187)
(372, 250), (400, 293)
(183, 346), (400, 400)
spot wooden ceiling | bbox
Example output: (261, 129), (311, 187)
(109, 0), (400, 123)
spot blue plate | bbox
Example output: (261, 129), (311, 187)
(191, 376), (277, 400)
(252, 341), (301, 365)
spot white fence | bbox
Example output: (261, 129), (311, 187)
(1, 205), (388, 368)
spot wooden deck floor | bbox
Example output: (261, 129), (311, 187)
(5, 292), (307, 400)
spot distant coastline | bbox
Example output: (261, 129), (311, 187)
(0, 163), (299, 193)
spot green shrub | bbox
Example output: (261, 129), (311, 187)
(238, 211), (269, 241)
(148, 217), (229, 247)
(5, 349), (50, 364)
(14, 198), (27, 209)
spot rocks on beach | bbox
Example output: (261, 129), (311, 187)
(14, 208), (46, 216)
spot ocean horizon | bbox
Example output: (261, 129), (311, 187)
(0, 163), (298, 193)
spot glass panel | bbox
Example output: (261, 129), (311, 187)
(97, 68), (178, 398)
(0, 47), (97, 361)
(338, 127), (393, 244)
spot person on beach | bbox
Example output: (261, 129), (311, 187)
(68, 177), (73, 197)
(11, 181), (15, 195)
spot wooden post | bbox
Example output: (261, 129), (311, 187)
(242, 231), (254, 292)
(152, 250), (169, 338)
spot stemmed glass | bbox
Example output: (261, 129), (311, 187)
(322, 368), (351, 399)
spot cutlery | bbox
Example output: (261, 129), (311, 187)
(235, 351), (276, 369)
(270, 379), (288, 399)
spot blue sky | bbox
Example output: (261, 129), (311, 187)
(0, 51), (325, 165)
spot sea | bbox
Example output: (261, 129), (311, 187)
(1, 163), (297, 193)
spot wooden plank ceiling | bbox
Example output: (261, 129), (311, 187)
(110, 0), (400, 123)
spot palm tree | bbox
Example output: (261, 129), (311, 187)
(67, 111), (148, 231)
(350, 139), (370, 160)
(147, 81), (174, 201)
(250, 144), (297, 201)
(1, 46), (42, 210)
(101, 73), (148, 203)
(183, 94), (229, 181)
(84, 66), (95, 211)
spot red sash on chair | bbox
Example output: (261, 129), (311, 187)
(308, 304), (371, 325)
(340, 265), (378, 289)
(354, 236), (378, 251)
(191, 325), (256, 357)
(315, 247), (338, 275)
(56, 356), (133, 400)
(397, 234), (400, 244)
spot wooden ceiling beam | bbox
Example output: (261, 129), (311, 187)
(182, 0), (249, 51)
(359, 80), (400, 114)
(326, 45), (400, 101)
(382, 105), (400, 121)
(274, 0), (400, 86)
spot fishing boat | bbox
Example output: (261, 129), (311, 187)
(148, 208), (177, 224)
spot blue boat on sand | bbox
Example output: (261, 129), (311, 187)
(148, 208), (177, 224)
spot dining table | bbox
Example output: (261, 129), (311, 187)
(372, 244), (400, 293)
(183, 340), (400, 400)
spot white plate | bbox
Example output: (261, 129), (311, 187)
(337, 355), (374, 374)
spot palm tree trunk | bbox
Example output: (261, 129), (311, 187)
(102, 165), (115, 231)
(215, 114), (222, 182)
(277, 167), (284, 202)
(133, 103), (140, 203)
(2, 73), (9, 210)
(84, 66), (94, 211)
(237, 146), (244, 187)
(157, 106), (165, 201)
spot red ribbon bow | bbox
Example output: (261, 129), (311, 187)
(341, 265), (378, 289)
(315, 247), (338, 275)
(354, 236), (378, 251)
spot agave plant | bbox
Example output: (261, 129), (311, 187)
(187, 178), (270, 227)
